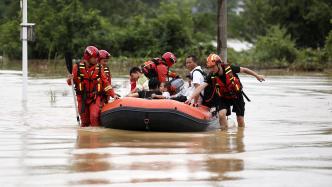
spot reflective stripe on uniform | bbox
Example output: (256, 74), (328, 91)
(104, 85), (113, 92)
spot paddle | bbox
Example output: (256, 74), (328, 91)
(65, 52), (80, 126)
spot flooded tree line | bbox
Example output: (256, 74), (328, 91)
(0, 0), (332, 71)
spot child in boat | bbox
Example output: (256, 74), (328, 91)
(152, 78), (188, 101)
(127, 78), (162, 99)
(151, 82), (171, 99)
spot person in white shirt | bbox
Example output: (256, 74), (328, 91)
(184, 74), (194, 99)
(185, 55), (205, 104)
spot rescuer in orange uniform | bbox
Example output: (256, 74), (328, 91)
(98, 49), (119, 104)
(141, 52), (178, 83)
(68, 46), (115, 127)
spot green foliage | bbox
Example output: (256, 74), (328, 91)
(254, 26), (298, 66)
(325, 26), (332, 61)
(108, 1), (196, 58)
(151, 2), (194, 56)
(0, 19), (21, 58)
(238, 0), (272, 43)
(292, 48), (328, 71)
(28, 0), (105, 59)
(0, 0), (331, 72)
(0, 0), (19, 21)
(81, 0), (151, 26)
(239, 0), (332, 48)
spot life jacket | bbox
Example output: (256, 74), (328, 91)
(206, 64), (242, 101)
(103, 65), (111, 82)
(142, 58), (162, 79)
(142, 58), (177, 81)
(75, 62), (103, 100)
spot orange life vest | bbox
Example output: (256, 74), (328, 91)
(75, 62), (103, 99)
(209, 64), (242, 100)
(103, 65), (111, 82)
(142, 59), (160, 79)
(142, 58), (177, 82)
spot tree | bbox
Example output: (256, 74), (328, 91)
(237, 0), (272, 43)
(239, 0), (332, 48)
(325, 22), (332, 61)
(28, 0), (106, 59)
(269, 0), (332, 48)
(254, 25), (297, 65)
(217, 0), (227, 61)
(0, 19), (21, 58)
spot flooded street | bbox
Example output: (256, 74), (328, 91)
(0, 70), (331, 186)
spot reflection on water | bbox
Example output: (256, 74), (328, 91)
(71, 128), (245, 185)
(0, 70), (332, 186)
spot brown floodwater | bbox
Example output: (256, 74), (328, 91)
(0, 70), (331, 186)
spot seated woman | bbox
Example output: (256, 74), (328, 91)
(127, 78), (162, 99)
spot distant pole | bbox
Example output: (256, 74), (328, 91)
(21, 0), (28, 102)
(217, 0), (227, 63)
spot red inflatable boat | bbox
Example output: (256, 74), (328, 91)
(101, 97), (215, 132)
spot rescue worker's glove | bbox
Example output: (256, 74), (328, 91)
(113, 94), (120, 100)
(168, 71), (178, 78)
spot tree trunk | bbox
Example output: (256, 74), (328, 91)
(217, 0), (227, 63)
(48, 44), (53, 63)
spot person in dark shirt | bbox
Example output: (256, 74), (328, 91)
(186, 53), (265, 129)
(127, 78), (162, 99)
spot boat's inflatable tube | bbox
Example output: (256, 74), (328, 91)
(101, 97), (215, 132)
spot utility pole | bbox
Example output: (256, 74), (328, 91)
(217, 0), (227, 63)
(20, 0), (35, 102)
(21, 0), (28, 102)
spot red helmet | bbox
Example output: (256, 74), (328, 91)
(206, 53), (222, 68)
(83, 46), (99, 61)
(99, 50), (111, 60)
(162, 52), (176, 67)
